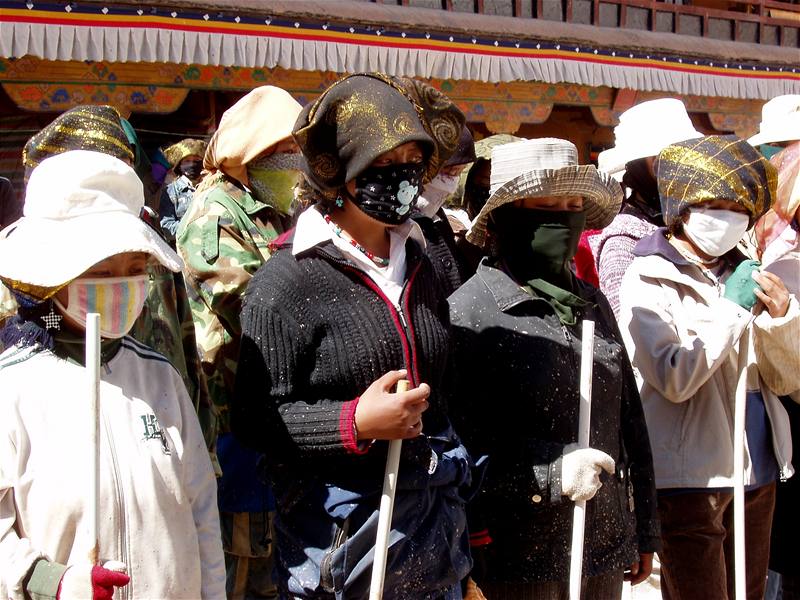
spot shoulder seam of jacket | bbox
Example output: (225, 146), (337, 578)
(121, 337), (178, 372)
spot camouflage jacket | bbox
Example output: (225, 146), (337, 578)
(177, 174), (284, 436)
(128, 264), (215, 450)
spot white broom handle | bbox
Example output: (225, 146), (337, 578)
(733, 329), (748, 600)
(86, 313), (101, 567)
(369, 379), (409, 600)
(570, 320), (595, 600)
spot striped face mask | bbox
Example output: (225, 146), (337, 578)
(54, 275), (148, 339)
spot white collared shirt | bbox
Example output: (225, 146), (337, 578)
(292, 207), (425, 308)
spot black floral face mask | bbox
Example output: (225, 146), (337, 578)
(349, 163), (425, 225)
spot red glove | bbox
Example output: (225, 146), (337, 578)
(57, 562), (130, 600)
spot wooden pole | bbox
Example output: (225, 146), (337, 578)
(569, 320), (595, 600)
(369, 379), (410, 600)
(86, 313), (101, 568)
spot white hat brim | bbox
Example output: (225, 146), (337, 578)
(0, 211), (182, 292)
(466, 165), (623, 247)
(748, 124), (800, 147)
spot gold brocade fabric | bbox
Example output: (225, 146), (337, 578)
(396, 77), (465, 180)
(294, 73), (464, 191)
(163, 138), (208, 168)
(22, 105), (134, 179)
(657, 134), (777, 228)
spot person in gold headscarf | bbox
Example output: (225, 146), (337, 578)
(619, 135), (799, 600)
(232, 73), (478, 600)
(159, 138), (208, 244)
(177, 85), (304, 600)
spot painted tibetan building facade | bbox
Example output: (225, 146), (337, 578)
(0, 0), (798, 188)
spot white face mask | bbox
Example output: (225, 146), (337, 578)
(417, 174), (461, 218)
(53, 275), (149, 339)
(683, 208), (750, 257)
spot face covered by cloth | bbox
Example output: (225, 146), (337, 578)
(492, 206), (586, 287)
(348, 162), (425, 225)
(246, 152), (304, 214)
(682, 207), (750, 257)
(178, 158), (203, 183)
(417, 172), (461, 218)
(491, 206), (589, 324)
(622, 158), (663, 225)
(53, 274), (149, 339)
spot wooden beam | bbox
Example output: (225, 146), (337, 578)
(612, 88), (638, 112)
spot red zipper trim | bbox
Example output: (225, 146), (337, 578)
(344, 265), (421, 387)
(402, 264), (422, 388)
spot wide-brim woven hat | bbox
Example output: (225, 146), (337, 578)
(0, 150), (181, 299)
(600, 98), (703, 177)
(467, 138), (622, 247)
(748, 95), (800, 147)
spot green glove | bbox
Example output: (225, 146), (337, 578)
(723, 259), (762, 310)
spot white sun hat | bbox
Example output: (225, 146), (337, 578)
(597, 148), (625, 182)
(600, 98), (703, 177)
(748, 95), (800, 147)
(467, 138), (622, 248)
(0, 150), (182, 298)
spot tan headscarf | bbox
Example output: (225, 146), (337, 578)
(203, 86), (302, 186)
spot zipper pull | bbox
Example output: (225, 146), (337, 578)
(627, 475), (635, 512)
(397, 307), (408, 329)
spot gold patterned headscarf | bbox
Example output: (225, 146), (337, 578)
(657, 135), (776, 228)
(396, 77), (466, 178)
(163, 138), (208, 171)
(293, 73), (436, 192)
(22, 105), (134, 181)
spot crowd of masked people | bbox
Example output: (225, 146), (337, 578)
(0, 75), (797, 600)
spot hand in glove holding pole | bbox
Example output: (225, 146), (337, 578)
(561, 444), (615, 502)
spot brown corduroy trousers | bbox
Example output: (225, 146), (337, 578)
(658, 483), (776, 600)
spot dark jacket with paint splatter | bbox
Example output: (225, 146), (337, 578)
(447, 260), (660, 582)
(234, 238), (476, 599)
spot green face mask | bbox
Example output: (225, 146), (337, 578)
(246, 153), (303, 214)
(492, 206), (586, 284)
(492, 206), (589, 323)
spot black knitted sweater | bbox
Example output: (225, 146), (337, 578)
(233, 236), (452, 487)
(411, 207), (468, 298)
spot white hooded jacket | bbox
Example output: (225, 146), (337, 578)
(0, 337), (225, 599)
(619, 231), (797, 489)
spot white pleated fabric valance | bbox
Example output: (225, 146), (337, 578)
(1, 1), (799, 100)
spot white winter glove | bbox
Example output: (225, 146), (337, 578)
(561, 443), (615, 502)
(58, 560), (129, 600)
